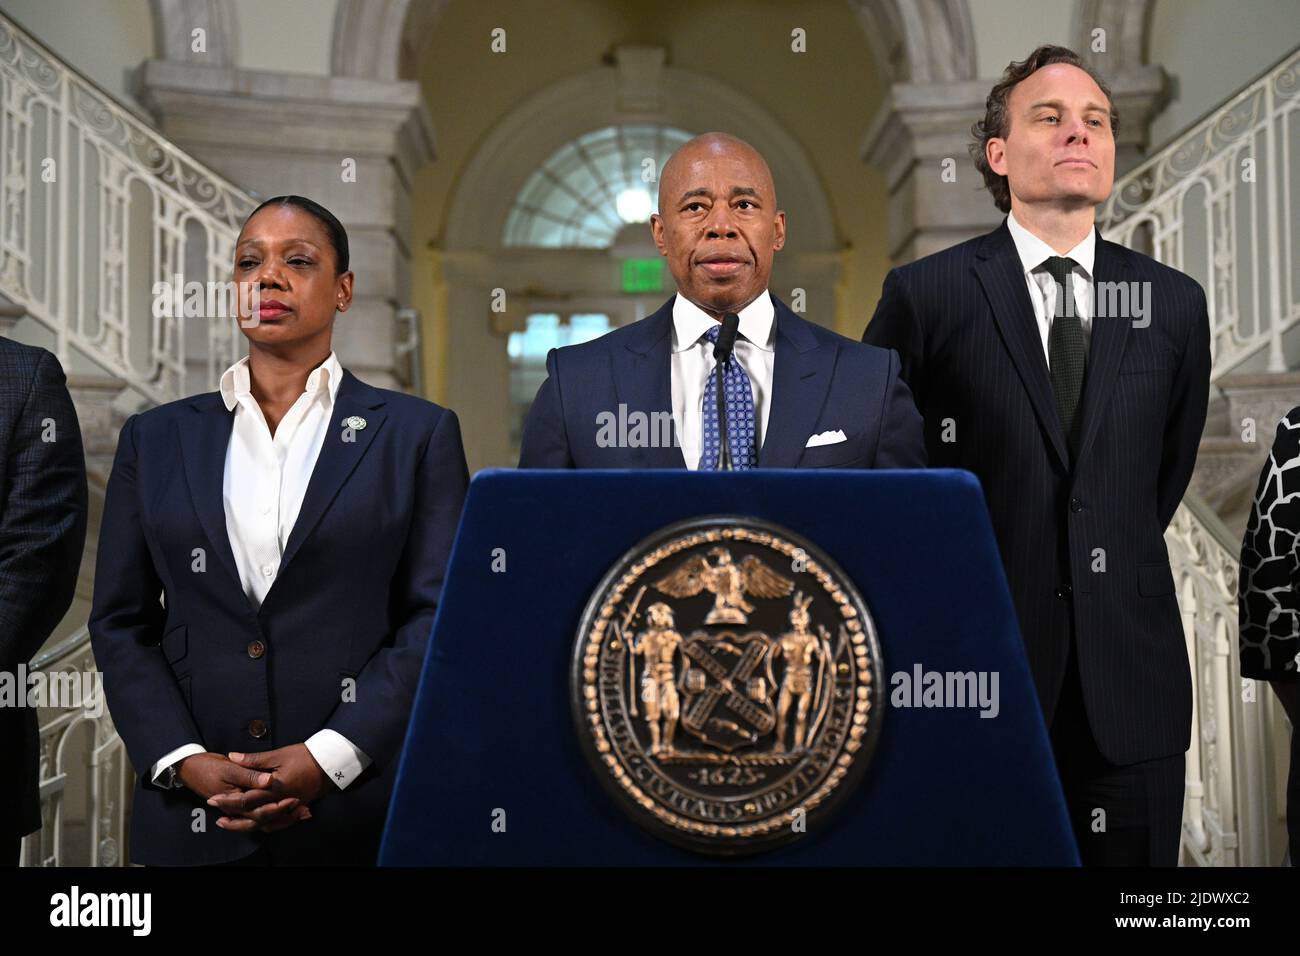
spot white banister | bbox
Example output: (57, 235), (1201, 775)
(1167, 493), (1292, 865)
(19, 626), (130, 868)
(0, 12), (254, 404)
(1100, 47), (1300, 867)
(1099, 47), (1300, 381)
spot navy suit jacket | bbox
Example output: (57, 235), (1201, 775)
(0, 338), (87, 840)
(518, 294), (926, 469)
(89, 369), (468, 865)
(863, 221), (1210, 765)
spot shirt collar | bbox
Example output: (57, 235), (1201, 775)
(1006, 209), (1095, 279)
(671, 291), (776, 354)
(219, 351), (343, 412)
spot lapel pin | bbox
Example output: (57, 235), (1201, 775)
(342, 415), (367, 430)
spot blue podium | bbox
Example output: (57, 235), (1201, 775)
(379, 469), (1078, 865)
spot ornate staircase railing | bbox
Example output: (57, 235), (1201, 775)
(1099, 46), (1300, 866)
(0, 12), (254, 405)
(1, 11), (256, 865)
(1099, 46), (1299, 382)
(1167, 494), (1291, 865)
(19, 625), (130, 868)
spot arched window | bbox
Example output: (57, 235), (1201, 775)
(508, 313), (612, 456)
(502, 125), (694, 248)
(502, 125), (694, 460)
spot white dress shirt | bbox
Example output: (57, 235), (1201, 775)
(1006, 209), (1096, 364)
(150, 351), (371, 792)
(671, 291), (776, 470)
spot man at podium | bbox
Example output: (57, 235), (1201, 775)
(518, 133), (925, 471)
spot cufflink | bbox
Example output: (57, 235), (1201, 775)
(342, 416), (367, 430)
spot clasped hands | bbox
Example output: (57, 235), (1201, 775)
(177, 744), (331, 832)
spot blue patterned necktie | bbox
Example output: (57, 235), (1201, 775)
(699, 323), (757, 470)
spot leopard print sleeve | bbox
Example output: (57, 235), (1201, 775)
(1239, 407), (1300, 682)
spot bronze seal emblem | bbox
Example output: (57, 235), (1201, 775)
(571, 516), (883, 854)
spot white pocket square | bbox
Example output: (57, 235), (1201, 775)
(805, 429), (847, 448)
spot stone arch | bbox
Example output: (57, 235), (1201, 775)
(1072, 0), (1158, 72)
(331, 0), (977, 89)
(443, 63), (837, 254)
(326, 0), (988, 263)
(434, 55), (845, 470)
(331, 0), (448, 81)
(849, 0), (977, 85)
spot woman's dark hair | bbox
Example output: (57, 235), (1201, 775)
(241, 195), (350, 274)
(970, 45), (1119, 213)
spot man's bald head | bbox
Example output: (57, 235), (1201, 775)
(650, 133), (786, 318)
(658, 133), (777, 216)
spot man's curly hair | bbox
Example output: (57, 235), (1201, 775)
(970, 45), (1119, 213)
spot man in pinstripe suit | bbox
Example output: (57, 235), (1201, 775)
(864, 46), (1211, 865)
(0, 336), (88, 865)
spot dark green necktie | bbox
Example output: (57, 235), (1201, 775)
(1042, 255), (1086, 450)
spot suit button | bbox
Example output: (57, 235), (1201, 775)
(248, 719), (268, 738)
(1069, 498), (1083, 513)
(247, 640), (265, 659)
(1055, 585), (1073, 600)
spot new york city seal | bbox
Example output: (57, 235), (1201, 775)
(572, 516), (883, 854)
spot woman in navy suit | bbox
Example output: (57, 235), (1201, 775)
(90, 196), (468, 865)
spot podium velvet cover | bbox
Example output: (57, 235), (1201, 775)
(380, 469), (1078, 865)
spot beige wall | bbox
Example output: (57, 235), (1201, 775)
(970, 0), (1074, 77)
(232, 0), (335, 76)
(0, 0), (337, 114)
(0, 0), (154, 118)
(1148, 0), (1300, 149)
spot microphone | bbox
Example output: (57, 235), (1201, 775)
(713, 313), (740, 471)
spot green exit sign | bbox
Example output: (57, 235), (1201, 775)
(622, 258), (664, 293)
